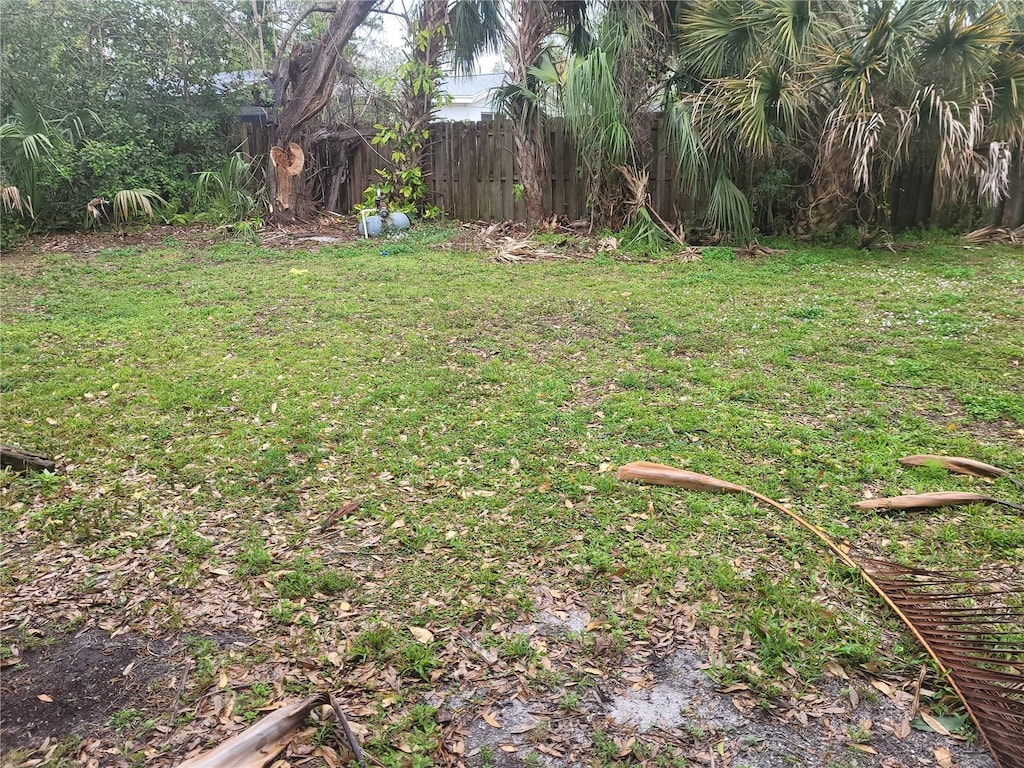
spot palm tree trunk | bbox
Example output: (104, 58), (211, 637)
(506, 0), (551, 225)
(399, 0), (448, 186)
(1001, 145), (1024, 227)
(516, 124), (548, 223)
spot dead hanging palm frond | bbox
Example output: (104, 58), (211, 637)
(1, 184), (31, 217)
(617, 461), (1024, 768)
(899, 454), (1024, 492)
(977, 141), (1013, 206)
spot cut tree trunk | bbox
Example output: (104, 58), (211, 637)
(269, 143), (305, 217)
(1, 445), (56, 473)
(267, 0), (377, 222)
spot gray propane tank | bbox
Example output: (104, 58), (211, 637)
(387, 211), (411, 231)
(358, 214), (383, 237)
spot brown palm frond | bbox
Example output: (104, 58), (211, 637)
(899, 454), (1024, 492)
(1, 184), (31, 217)
(963, 226), (1024, 245)
(853, 491), (1024, 513)
(617, 461), (1024, 768)
(858, 559), (1024, 768)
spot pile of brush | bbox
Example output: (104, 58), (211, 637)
(963, 226), (1024, 246)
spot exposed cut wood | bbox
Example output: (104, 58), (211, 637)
(270, 143), (306, 212)
(178, 693), (329, 768)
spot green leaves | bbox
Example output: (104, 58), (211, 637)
(111, 189), (166, 224)
(707, 172), (754, 242)
(192, 153), (257, 224)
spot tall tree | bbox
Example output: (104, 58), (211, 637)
(557, 0), (681, 242)
(266, 0), (378, 221)
(376, 0), (501, 214)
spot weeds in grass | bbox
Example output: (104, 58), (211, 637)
(184, 636), (217, 690)
(106, 708), (143, 729)
(236, 538), (273, 577)
(398, 642), (439, 681)
(500, 632), (535, 661)
(275, 557), (355, 599)
(350, 625), (398, 663)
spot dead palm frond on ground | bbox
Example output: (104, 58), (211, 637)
(618, 461), (1024, 768)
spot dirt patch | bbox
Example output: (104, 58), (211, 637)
(608, 648), (744, 733)
(0, 627), (172, 748)
(432, 612), (998, 768)
(604, 649), (995, 768)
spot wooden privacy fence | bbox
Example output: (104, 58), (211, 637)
(338, 117), (691, 222)
(329, 117), (951, 229)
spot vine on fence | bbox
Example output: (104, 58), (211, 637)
(363, 24), (449, 219)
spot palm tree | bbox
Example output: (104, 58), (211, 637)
(494, 0), (588, 225)
(0, 92), (88, 222)
(556, 0), (682, 243)
(671, 0), (1024, 238)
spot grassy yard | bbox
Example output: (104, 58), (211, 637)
(1, 227), (1022, 766)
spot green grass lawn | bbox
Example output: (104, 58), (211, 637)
(2, 226), (1022, 764)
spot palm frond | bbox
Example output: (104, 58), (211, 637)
(14, 131), (55, 165)
(193, 153), (257, 220)
(447, 0), (505, 76)
(550, 0), (592, 55)
(617, 461), (1024, 768)
(919, 4), (1009, 94)
(112, 188), (166, 224)
(716, 65), (806, 158)
(859, 559), (1024, 768)
(899, 454), (1024, 490)
(1, 185), (31, 217)
(562, 48), (633, 166)
(707, 171), (754, 242)
(679, 0), (762, 78)
(977, 140), (1014, 206)
(988, 48), (1024, 137)
(662, 100), (708, 191)
(765, 0), (816, 62)
(844, 109), (886, 190)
